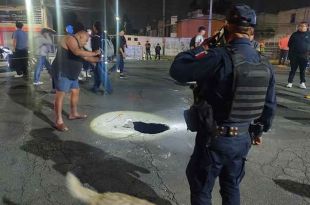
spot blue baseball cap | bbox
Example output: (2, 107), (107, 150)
(66, 25), (74, 34)
(226, 4), (256, 27)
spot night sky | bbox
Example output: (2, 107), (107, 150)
(1, 0), (309, 30)
(74, 0), (310, 29)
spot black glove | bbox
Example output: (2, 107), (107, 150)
(249, 123), (264, 139)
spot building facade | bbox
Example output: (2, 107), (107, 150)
(0, 2), (51, 48)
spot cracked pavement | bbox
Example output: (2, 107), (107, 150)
(0, 61), (310, 205)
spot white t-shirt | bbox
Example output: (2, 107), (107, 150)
(195, 34), (204, 47)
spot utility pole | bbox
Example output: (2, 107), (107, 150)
(162, 0), (166, 55)
(208, 0), (213, 38)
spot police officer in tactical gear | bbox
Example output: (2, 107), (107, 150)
(170, 4), (276, 205)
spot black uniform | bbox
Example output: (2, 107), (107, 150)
(155, 44), (161, 60)
(170, 4), (276, 205)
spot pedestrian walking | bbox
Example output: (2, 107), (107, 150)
(33, 28), (54, 85)
(110, 30), (127, 78)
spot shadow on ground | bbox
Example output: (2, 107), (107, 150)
(2, 197), (18, 205)
(7, 84), (59, 127)
(273, 179), (310, 198)
(20, 128), (172, 205)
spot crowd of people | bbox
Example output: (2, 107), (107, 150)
(10, 20), (130, 131)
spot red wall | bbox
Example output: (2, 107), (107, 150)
(0, 32), (3, 45)
(0, 25), (42, 32)
(177, 19), (224, 38)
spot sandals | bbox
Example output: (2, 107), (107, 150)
(68, 114), (88, 120)
(54, 123), (69, 132)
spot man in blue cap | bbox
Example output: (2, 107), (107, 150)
(170, 4), (276, 205)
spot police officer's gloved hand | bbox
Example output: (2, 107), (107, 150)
(249, 123), (264, 145)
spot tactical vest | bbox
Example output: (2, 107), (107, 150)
(227, 50), (271, 122)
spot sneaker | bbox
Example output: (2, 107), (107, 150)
(305, 95), (310, 99)
(14, 74), (23, 78)
(119, 73), (126, 79)
(286, 83), (293, 88)
(117, 69), (120, 73)
(80, 70), (87, 78)
(33, 81), (44, 85)
(299, 83), (306, 89)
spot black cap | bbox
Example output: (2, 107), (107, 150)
(226, 4), (256, 27)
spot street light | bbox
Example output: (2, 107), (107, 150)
(55, 0), (63, 35)
(162, 0), (165, 37)
(25, 0), (34, 52)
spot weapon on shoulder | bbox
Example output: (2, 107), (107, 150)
(201, 27), (226, 48)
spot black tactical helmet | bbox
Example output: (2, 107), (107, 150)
(226, 4), (256, 27)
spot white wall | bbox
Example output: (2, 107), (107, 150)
(125, 35), (191, 57)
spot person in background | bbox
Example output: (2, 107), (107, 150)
(80, 29), (93, 79)
(91, 21), (112, 94)
(33, 28), (54, 85)
(110, 30), (127, 78)
(286, 22), (310, 89)
(155, 43), (161, 60)
(189, 26), (206, 49)
(249, 33), (260, 51)
(195, 26), (206, 47)
(145, 41), (152, 60)
(259, 39), (266, 54)
(65, 25), (74, 35)
(278, 34), (289, 65)
(12, 21), (28, 78)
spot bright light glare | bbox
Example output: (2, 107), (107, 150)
(56, 0), (63, 35)
(90, 111), (172, 141)
(25, 0), (34, 53)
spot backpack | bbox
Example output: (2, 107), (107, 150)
(189, 36), (196, 49)
(100, 37), (115, 58)
(104, 38), (115, 58)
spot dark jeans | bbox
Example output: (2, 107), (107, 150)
(278, 49), (288, 65)
(14, 49), (28, 75)
(155, 52), (161, 60)
(288, 55), (308, 83)
(34, 56), (51, 83)
(83, 61), (93, 72)
(93, 62), (112, 94)
(146, 50), (152, 60)
(186, 131), (251, 205)
(110, 55), (124, 73)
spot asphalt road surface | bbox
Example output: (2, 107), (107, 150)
(0, 60), (309, 205)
